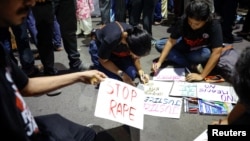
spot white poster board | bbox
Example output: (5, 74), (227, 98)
(170, 81), (197, 98)
(137, 81), (182, 118)
(142, 80), (173, 97)
(144, 95), (183, 118)
(196, 83), (237, 103)
(95, 78), (144, 129)
(153, 67), (186, 81)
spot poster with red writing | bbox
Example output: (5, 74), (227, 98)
(153, 67), (186, 81)
(94, 78), (144, 129)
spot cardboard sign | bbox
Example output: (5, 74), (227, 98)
(142, 80), (173, 97)
(95, 78), (144, 129)
(196, 83), (237, 103)
(170, 81), (197, 98)
(144, 96), (182, 118)
(153, 68), (186, 81)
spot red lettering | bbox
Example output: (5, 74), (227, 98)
(109, 99), (136, 121)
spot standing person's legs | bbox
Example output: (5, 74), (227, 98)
(161, 0), (168, 19)
(82, 17), (93, 36)
(32, 2), (56, 75)
(214, 0), (239, 43)
(99, 0), (111, 24)
(52, 15), (62, 50)
(55, 0), (85, 70)
(142, 0), (158, 35)
(12, 20), (37, 76)
(26, 10), (38, 46)
(115, 0), (127, 22)
(154, 0), (162, 25)
(128, 0), (142, 26)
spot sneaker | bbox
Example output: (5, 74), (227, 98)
(87, 124), (105, 134)
(151, 39), (156, 48)
(46, 89), (62, 96)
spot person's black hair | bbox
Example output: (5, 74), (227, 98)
(185, 0), (211, 21)
(126, 26), (151, 56)
(232, 46), (250, 101)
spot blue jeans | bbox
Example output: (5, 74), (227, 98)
(155, 38), (211, 67)
(89, 40), (137, 81)
(27, 10), (62, 47)
(12, 19), (35, 72)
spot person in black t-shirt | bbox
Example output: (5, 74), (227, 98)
(89, 22), (152, 86)
(152, 0), (224, 82)
(0, 0), (107, 140)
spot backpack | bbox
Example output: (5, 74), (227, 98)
(216, 45), (239, 83)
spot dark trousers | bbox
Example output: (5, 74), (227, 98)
(33, 114), (96, 141)
(99, 0), (111, 24)
(89, 40), (137, 81)
(214, 0), (239, 43)
(115, 0), (127, 22)
(128, 0), (158, 35)
(32, 0), (81, 74)
(12, 20), (35, 72)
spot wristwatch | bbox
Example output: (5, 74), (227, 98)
(118, 70), (124, 78)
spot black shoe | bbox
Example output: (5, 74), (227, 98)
(43, 68), (58, 76)
(70, 63), (93, 72)
(233, 36), (243, 43)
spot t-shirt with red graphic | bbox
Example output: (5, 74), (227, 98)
(0, 45), (39, 141)
(170, 17), (223, 51)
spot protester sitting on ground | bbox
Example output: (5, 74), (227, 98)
(212, 46), (250, 125)
(0, 0), (108, 140)
(89, 21), (151, 86)
(152, 0), (224, 82)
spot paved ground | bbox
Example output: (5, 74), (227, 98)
(24, 17), (250, 141)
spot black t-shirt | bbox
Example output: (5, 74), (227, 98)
(170, 18), (223, 51)
(95, 22), (134, 59)
(0, 44), (38, 140)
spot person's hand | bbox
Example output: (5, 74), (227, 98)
(151, 62), (161, 74)
(79, 70), (107, 85)
(211, 118), (228, 125)
(140, 73), (149, 84)
(186, 73), (204, 82)
(138, 69), (149, 84)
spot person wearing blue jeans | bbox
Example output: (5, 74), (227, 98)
(155, 37), (211, 67)
(89, 22), (152, 86)
(11, 19), (38, 76)
(152, 0), (224, 82)
(27, 10), (62, 51)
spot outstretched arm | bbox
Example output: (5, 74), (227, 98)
(21, 70), (107, 96)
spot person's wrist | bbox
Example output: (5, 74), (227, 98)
(138, 69), (144, 76)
